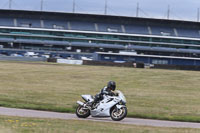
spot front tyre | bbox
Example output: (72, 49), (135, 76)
(76, 105), (90, 118)
(110, 106), (127, 121)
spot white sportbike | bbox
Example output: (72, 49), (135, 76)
(76, 90), (127, 121)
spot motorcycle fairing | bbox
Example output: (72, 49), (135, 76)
(91, 96), (121, 117)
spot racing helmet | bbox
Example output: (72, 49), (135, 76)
(107, 81), (116, 91)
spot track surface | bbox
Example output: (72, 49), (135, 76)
(0, 107), (200, 129)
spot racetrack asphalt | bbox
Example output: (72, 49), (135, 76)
(0, 107), (200, 129)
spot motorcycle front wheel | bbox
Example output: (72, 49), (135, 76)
(110, 106), (127, 121)
(76, 105), (90, 118)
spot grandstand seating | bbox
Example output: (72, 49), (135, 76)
(97, 23), (122, 33)
(0, 18), (13, 26)
(0, 38), (14, 42)
(124, 24), (149, 35)
(70, 41), (124, 49)
(176, 28), (200, 38)
(70, 21), (95, 31)
(0, 16), (199, 39)
(129, 45), (200, 54)
(1, 10), (200, 67)
(151, 26), (175, 36)
(17, 18), (41, 28)
(43, 19), (68, 29)
(16, 39), (69, 46)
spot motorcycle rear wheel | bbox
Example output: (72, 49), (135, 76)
(110, 106), (127, 121)
(76, 105), (90, 118)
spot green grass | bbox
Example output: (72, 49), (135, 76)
(0, 61), (200, 122)
(0, 115), (200, 133)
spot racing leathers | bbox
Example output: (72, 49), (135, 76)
(93, 86), (115, 104)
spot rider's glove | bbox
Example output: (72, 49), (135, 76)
(109, 92), (115, 96)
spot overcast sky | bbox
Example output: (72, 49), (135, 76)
(0, 0), (200, 22)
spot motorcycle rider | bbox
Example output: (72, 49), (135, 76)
(90, 81), (117, 108)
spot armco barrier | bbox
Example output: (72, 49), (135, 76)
(47, 58), (57, 63)
(0, 56), (47, 62)
(153, 64), (200, 71)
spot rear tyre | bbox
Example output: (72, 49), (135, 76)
(110, 106), (127, 121)
(76, 105), (90, 118)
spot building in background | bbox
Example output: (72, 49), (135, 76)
(0, 9), (200, 66)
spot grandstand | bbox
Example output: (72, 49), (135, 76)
(0, 9), (200, 66)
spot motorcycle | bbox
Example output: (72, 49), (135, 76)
(76, 90), (127, 121)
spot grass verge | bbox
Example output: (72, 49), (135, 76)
(0, 115), (200, 133)
(0, 61), (200, 122)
